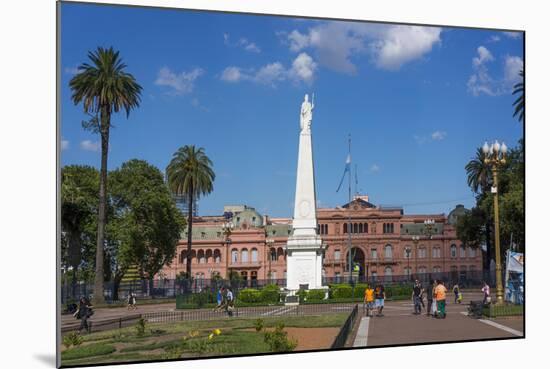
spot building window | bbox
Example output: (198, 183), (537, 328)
(241, 249), (249, 263)
(335, 272), (341, 283)
(384, 244), (393, 259)
(450, 244), (457, 258)
(419, 266), (427, 274)
(432, 247), (441, 258)
(270, 248), (277, 261)
(359, 223), (363, 233)
(318, 224), (328, 235)
(371, 271), (377, 281)
(433, 266), (441, 274)
(371, 249), (378, 259)
(231, 249), (238, 264)
(404, 267), (412, 277)
(383, 223), (394, 234)
(468, 247), (476, 258)
(271, 271), (277, 281)
(353, 223), (358, 233)
(343, 223), (348, 234)
(251, 248), (258, 262)
(334, 250), (341, 260)
(418, 247), (426, 259)
(364, 223), (368, 233)
(384, 267), (393, 282)
(460, 244), (466, 258)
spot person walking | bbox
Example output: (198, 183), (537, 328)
(434, 280), (447, 319)
(225, 287), (235, 317)
(74, 296), (94, 334)
(364, 284), (375, 317)
(412, 280), (423, 315)
(374, 284), (385, 317)
(426, 280), (434, 316)
(213, 287), (225, 312)
(482, 281), (491, 305)
(127, 292), (137, 310)
(452, 283), (460, 304)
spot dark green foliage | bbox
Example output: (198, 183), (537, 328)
(260, 284), (281, 303)
(254, 318), (264, 332)
(263, 323), (297, 352)
(329, 284), (352, 299)
(62, 332), (84, 349)
(238, 288), (263, 303)
(135, 318), (146, 337)
(512, 69), (524, 123)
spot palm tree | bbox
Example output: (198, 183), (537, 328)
(465, 147), (492, 194)
(512, 69), (524, 123)
(465, 147), (493, 272)
(166, 146), (215, 278)
(69, 47), (142, 303)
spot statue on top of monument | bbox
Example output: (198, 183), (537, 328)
(300, 93), (314, 133)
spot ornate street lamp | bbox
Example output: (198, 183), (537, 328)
(424, 219), (436, 239)
(266, 238), (275, 282)
(482, 140), (507, 305)
(222, 222), (234, 280)
(412, 235), (420, 276)
(405, 247), (412, 280)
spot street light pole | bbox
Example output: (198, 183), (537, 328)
(483, 140), (507, 305)
(412, 236), (420, 277)
(223, 222), (234, 280)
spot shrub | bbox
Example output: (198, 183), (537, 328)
(254, 318), (264, 332)
(135, 317), (146, 337)
(307, 289), (326, 301)
(264, 323), (298, 352)
(62, 331), (83, 349)
(190, 290), (216, 307)
(238, 288), (262, 303)
(330, 284), (352, 299)
(260, 284), (281, 303)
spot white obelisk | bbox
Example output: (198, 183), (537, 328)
(286, 94), (325, 291)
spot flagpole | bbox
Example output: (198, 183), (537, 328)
(348, 135), (353, 285)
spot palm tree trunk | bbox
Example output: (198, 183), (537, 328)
(93, 106), (110, 304)
(186, 184), (194, 278)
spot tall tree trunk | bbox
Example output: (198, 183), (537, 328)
(186, 185), (194, 278)
(485, 220), (492, 272)
(113, 273), (122, 302)
(93, 107), (110, 304)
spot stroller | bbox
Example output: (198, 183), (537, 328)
(467, 300), (485, 318)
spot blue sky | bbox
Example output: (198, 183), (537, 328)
(60, 3), (524, 217)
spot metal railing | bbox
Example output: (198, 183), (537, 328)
(331, 304), (359, 349)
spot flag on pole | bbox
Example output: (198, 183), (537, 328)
(336, 153), (351, 192)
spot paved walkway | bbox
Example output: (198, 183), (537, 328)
(352, 294), (523, 347)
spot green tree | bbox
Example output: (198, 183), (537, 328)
(512, 69), (524, 123)
(69, 47), (142, 303)
(61, 165), (99, 295)
(109, 159), (184, 299)
(166, 146), (215, 278)
(465, 148), (493, 270)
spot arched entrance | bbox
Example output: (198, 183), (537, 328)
(346, 247), (366, 278)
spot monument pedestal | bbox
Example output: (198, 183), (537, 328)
(286, 234), (324, 291)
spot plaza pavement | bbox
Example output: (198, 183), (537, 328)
(353, 292), (524, 347)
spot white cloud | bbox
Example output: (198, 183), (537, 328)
(503, 31), (522, 39)
(285, 22), (441, 73)
(488, 35), (501, 43)
(289, 52), (317, 83)
(220, 67), (243, 82)
(371, 25), (442, 70)
(64, 66), (81, 75)
(472, 46), (494, 67)
(431, 131), (447, 140)
(80, 140), (100, 152)
(223, 33), (261, 53)
(467, 46), (523, 96)
(504, 55), (523, 83)
(154, 67), (204, 95)
(370, 164), (380, 173)
(61, 139), (69, 151)
(220, 52), (317, 87)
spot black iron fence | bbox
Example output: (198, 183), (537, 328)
(331, 304), (359, 349)
(61, 270), (496, 305)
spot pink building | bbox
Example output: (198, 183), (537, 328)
(160, 197), (482, 283)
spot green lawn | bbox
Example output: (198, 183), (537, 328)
(61, 313), (349, 366)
